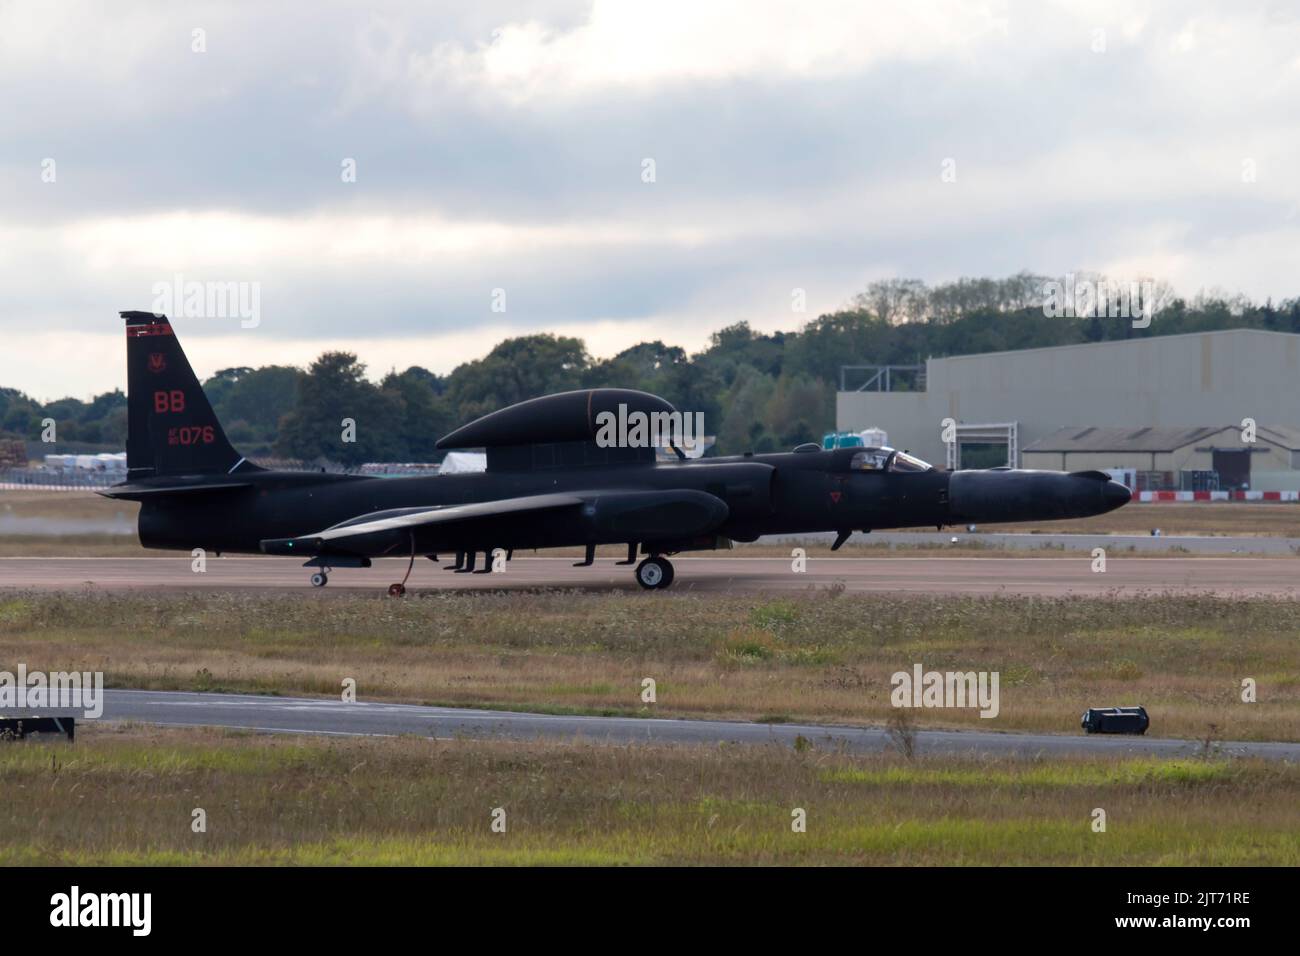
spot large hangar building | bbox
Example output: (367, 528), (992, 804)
(835, 329), (1300, 491)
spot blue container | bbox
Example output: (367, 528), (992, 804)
(822, 432), (865, 450)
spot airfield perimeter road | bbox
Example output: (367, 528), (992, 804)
(2, 554), (1298, 596)
(79, 688), (1297, 760)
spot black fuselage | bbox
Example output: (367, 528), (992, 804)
(107, 312), (1130, 571)
(136, 447), (1125, 558)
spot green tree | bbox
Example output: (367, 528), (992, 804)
(587, 341), (688, 395)
(209, 366), (303, 454)
(715, 367), (777, 454)
(380, 366), (455, 458)
(445, 334), (591, 424)
(765, 374), (830, 448)
(276, 352), (405, 465)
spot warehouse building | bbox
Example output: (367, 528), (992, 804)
(835, 329), (1300, 491)
(1021, 424), (1300, 492)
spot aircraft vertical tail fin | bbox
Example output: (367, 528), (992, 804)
(121, 311), (256, 480)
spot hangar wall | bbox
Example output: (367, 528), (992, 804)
(836, 329), (1300, 468)
(1022, 444), (1294, 475)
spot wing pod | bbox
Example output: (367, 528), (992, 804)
(582, 489), (728, 539)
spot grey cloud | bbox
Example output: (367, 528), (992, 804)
(2, 0), (1299, 372)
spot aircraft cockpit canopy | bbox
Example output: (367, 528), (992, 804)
(848, 447), (933, 473)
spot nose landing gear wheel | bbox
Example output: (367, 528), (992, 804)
(387, 583), (406, 597)
(635, 556), (674, 590)
(310, 572), (329, 588)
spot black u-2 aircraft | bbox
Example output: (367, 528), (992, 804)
(102, 310), (1130, 593)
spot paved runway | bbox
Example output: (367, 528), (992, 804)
(71, 689), (1297, 760)
(1, 554), (1297, 596)
(783, 530), (1300, 555)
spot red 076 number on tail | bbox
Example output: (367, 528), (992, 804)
(167, 425), (215, 446)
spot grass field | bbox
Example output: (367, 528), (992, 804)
(0, 490), (138, 521)
(0, 490), (143, 556)
(1, 725), (1294, 865)
(2, 589), (1295, 740)
(6, 490), (1293, 868)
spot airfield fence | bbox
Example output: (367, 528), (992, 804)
(0, 469), (119, 491)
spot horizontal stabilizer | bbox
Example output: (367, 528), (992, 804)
(98, 480), (254, 500)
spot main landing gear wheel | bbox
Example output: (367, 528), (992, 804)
(310, 572), (329, 588)
(635, 556), (674, 590)
(387, 583), (406, 597)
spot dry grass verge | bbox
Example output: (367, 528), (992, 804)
(1, 724), (1294, 865)
(1, 589), (1295, 740)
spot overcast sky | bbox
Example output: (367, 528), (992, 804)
(4, 0), (1299, 400)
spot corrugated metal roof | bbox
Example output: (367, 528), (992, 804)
(937, 328), (1300, 365)
(1256, 424), (1300, 449)
(1023, 424), (1300, 453)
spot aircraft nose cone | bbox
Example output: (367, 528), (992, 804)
(1103, 480), (1132, 511)
(948, 469), (1133, 524)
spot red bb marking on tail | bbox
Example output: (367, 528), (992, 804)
(153, 390), (186, 413)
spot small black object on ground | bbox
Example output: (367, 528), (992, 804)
(0, 717), (75, 742)
(1081, 706), (1149, 735)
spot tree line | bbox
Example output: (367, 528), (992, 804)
(6, 273), (1300, 465)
